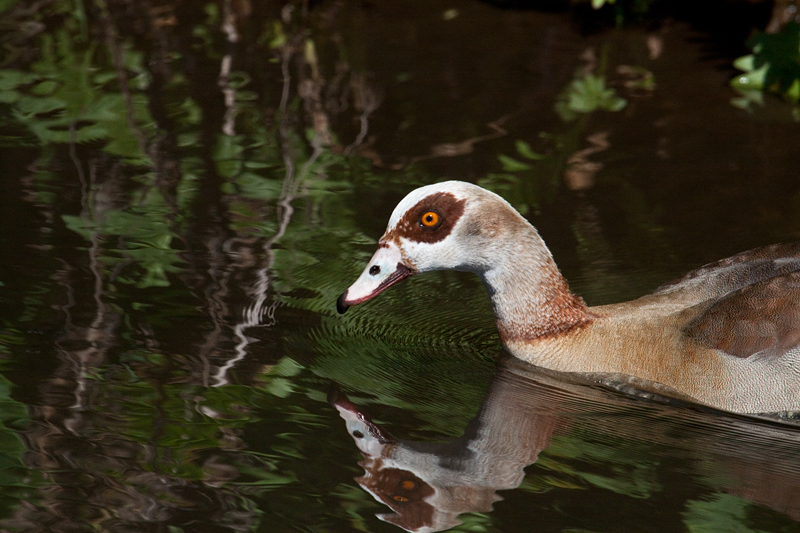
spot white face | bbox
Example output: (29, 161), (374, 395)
(337, 181), (511, 313)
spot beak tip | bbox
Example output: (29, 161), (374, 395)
(336, 292), (350, 314)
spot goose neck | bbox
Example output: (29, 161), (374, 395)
(479, 238), (592, 342)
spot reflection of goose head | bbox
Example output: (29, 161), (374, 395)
(329, 385), (460, 532)
(328, 365), (559, 533)
(329, 385), (394, 458)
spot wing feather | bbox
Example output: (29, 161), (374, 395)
(655, 242), (800, 301)
(683, 271), (800, 359)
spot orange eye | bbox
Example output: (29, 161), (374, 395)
(420, 211), (440, 228)
(393, 495), (409, 502)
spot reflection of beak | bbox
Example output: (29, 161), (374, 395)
(337, 242), (415, 314)
(328, 384), (397, 456)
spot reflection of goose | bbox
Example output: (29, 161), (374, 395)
(337, 181), (800, 414)
(331, 357), (800, 533)
(329, 362), (558, 533)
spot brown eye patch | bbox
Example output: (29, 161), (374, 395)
(385, 191), (466, 244)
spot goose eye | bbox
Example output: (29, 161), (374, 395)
(420, 211), (440, 229)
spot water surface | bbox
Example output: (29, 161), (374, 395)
(1, 1), (800, 531)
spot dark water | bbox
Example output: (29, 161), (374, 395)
(1, 1), (800, 531)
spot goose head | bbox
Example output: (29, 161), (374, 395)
(337, 181), (570, 319)
(338, 181), (493, 313)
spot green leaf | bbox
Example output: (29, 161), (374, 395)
(271, 357), (304, 378)
(266, 377), (295, 398)
(0, 90), (20, 104)
(515, 139), (545, 160)
(0, 70), (39, 91)
(732, 54), (755, 72)
(498, 154), (532, 172)
(730, 62), (769, 89)
(786, 78), (800, 103)
(730, 88), (765, 111)
(556, 74), (627, 121)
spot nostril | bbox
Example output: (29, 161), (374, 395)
(369, 265), (380, 276)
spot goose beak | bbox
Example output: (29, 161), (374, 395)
(337, 242), (415, 314)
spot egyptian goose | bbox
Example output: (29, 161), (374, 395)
(337, 181), (800, 414)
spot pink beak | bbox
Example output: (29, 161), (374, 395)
(337, 242), (415, 314)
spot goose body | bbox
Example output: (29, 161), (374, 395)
(337, 181), (800, 414)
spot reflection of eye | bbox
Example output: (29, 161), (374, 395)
(392, 495), (409, 502)
(420, 211), (440, 228)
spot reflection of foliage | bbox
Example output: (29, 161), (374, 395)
(731, 22), (800, 107)
(0, 328), (23, 356)
(93, 355), (303, 490)
(311, 336), (495, 438)
(479, 71), (627, 216)
(555, 74), (627, 122)
(0, 19), (154, 162)
(62, 188), (184, 288)
(683, 493), (770, 533)
(528, 434), (660, 498)
(479, 139), (554, 216)
(0, 373), (41, 520)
